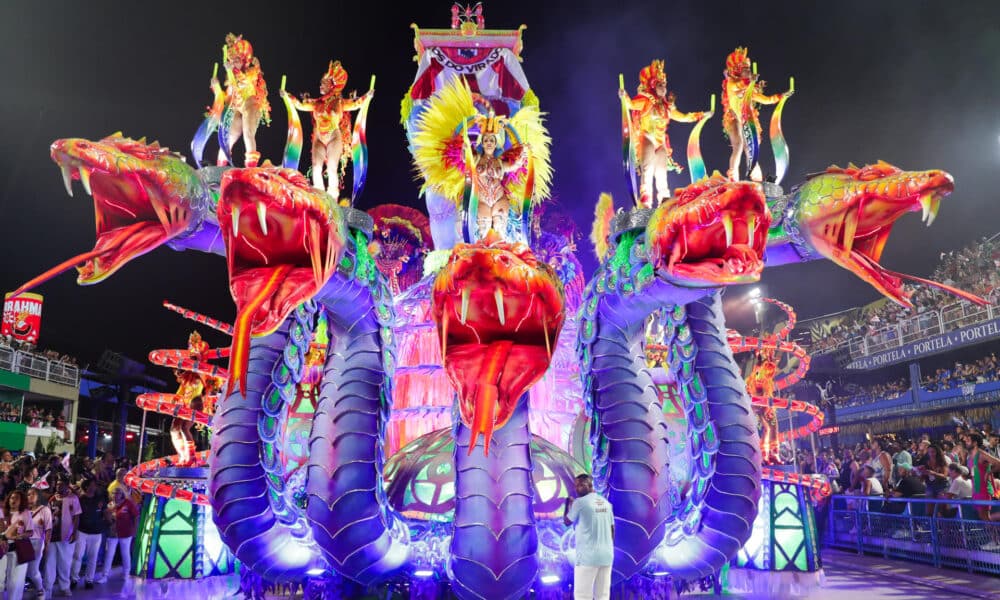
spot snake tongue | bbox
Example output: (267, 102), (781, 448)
(227, 264), (295, 397)
(230, 266), (314, 338)
(446, 330), (552, 455)
(433, 240), (566, 456)
(463, 340), (512, 456)
(470, 383), (500, 456)
(9, 220), (155, 296)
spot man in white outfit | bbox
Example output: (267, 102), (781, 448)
(44, 475), (81, 597)
(564, 474), (615, 600)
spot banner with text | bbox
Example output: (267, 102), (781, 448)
(807, 298), (890, 343)
(1, 293), (43, 344)
(845, 317), (1000, 370)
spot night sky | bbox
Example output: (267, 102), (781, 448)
(1, 0), (999, 369)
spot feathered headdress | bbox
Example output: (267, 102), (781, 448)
(321, 60), (348, 93)
(639, 60), (666, 93)
(726, 47), (751, 77)
(477, 111), (506, 148)
(187, 330), (208, 355)
(411, 79), (552, 207)
(224, 33), (254, 69)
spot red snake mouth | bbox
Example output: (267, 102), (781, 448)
(10, 137), (190, 297)
(218, 168), (342, 396)
(802, 168), (983, 306)
(649, 177), (770, 286)
(431, 234), (565, 455)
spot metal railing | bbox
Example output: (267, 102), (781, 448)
(0, 347), (12, 373)
(835, 386), (1000, 424)
(816, 288), (1000, 359)
(0, 346), (79, 387)
(825, 495), (1000, 576)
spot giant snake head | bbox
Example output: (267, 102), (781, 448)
(788, 161), (984, 306)
(217, 167), (346, 396)
(13, 134), (210, 296)
(647, 175), (771, 287)
(431, 232), (565, 455)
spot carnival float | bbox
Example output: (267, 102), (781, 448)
(8, 4), (988, 599)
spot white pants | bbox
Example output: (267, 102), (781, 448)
(4, 550), (28, 600)
(101, 536), (132, 579)
(43, 540), (75, 593)
(574, 564), (612, 600)
(72, 532), (103, 583)
(25, 538), (43, 592)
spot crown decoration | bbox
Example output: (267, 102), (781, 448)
(639, 59), (666, 92)
(726, 47), (751, 76)
(321, 60), (348, 93)
(471, 109), (509, 149)
(478, 110), (505, 136)
(451, 3), (485, 33)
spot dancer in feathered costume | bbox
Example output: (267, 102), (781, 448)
(213, 33), (270, 167)
(411, 79), (552, 241)
(282, 61), (373, 195)
(747, 346), (780, 463)
(170, 331), (223, 465)
(620, 60), (705, 207)
(722, 47), (792, 181)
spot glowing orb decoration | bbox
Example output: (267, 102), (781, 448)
(384, 428), (585, 521)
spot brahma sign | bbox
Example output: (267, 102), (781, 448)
(2, 292), (44, 343)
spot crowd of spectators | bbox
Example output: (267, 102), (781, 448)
(804, 377), (911, 410)
(922, 353), (1000, 391)
(0, 335), (78, 368)
(0, 402), (20, 424)
(836, 378), (911, 408)
(810, 235), (1000, 354)
(0, 402), (70, 436)
(802, 424), (1000, 549)
(0, 448), (140, 596)
(24, 407), (68, 433)
(802, 350), (1000, 410)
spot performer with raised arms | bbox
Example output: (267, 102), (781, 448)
(213, 33), (270, 168)
(619, 60), (705, 207)
(169, 331), (222, 466)
(281, 61), (373, 195)
(722, 47), (792, 181)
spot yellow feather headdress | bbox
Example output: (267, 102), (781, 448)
(411, 78), (552, 207)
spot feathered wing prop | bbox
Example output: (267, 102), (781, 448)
(411, 79), (553, 209)
(411, 79), (478, 204)
(591, 193), (615, 260)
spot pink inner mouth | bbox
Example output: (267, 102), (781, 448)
(10, 160), (182, 298)
(221, 183), (334, 337)
(432, 240), (565, 455)
(656, 186), (770, 285)
(79, 171), (175, 281)
(806, 177), (985, 307)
